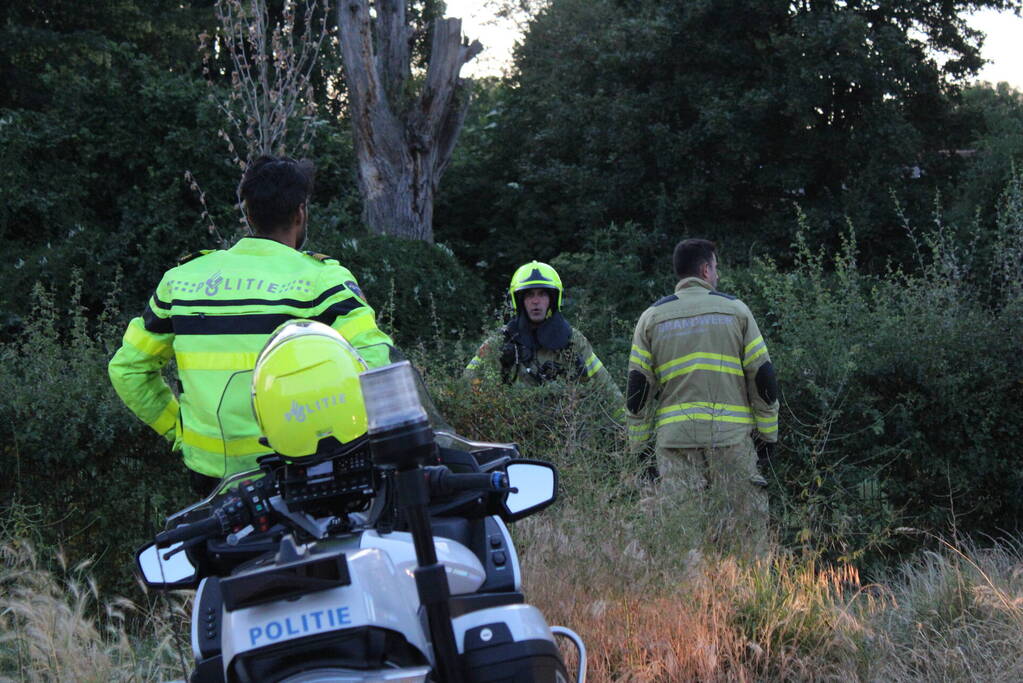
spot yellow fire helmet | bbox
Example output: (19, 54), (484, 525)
(251, 320), (369, 459)
(508, 260), (563, 315)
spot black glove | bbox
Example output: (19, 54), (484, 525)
(573, 354), (587, 380)
(755, 439), (775, 471)
(499, 342), (517, 369)
(538, 360), (564, 383)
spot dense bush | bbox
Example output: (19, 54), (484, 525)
(0, 275), (192, 596)
(4, 174), (1023, 602)
(549, 221), (675, 378)
(443, 175), (1023, 568)
(0, 14), (363, 331)
(948, 83), (1023, 231)
(308, 231), (490, 345)
(0, 39), (240, 324)
(739, 180), (1023, 565)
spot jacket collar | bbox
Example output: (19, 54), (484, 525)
(228, 236), (297, 256)
(675, 277), (713, 293)
(507, 311), (572, 351)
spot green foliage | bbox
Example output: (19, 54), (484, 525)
(434, 79), (519, 289)
(426, 362), (636, 540)
(307, 231), (490, 345)
(0, 36), (240, 321)
(549, 222), (674, 374)
(743, 186), (1023, 566)
(0, 0), (360, 327)
(440, 0), (1018, 284)
(949, 83), (1023, 230)
(0, 1), (214, 111)
(0, 276), (191, 596)
(3, 0), (1023, 616)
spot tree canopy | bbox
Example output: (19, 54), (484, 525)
(437, 0), (1022, 277)
(2, 0), (1022, 315)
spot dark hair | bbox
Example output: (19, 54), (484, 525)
(238, 156), (315, 234)
(673, 238), (717, 279)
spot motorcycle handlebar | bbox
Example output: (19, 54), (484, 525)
(446, 471), (507, 491)
(155, 514), (223, 547)
(425, 468), (509, 496)
(155, 485), (257, 547)
(154, 468), (506, 548)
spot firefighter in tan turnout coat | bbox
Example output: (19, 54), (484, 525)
(626, 239), (779, 549)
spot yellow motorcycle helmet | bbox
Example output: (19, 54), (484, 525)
(508, 260), (563, 315)
(251, 320), (368, 458)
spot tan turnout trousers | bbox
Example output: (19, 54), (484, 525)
(655, 436), (769, 554)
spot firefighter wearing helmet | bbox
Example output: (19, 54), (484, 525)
(464, 262), (622, 409)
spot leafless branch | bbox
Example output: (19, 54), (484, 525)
(204, 0), (332, 164)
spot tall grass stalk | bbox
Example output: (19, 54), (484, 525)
(0, 541), (189, 682)
(519, 519), (1023, 681)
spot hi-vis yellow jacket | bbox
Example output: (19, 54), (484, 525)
(108, 237), (393, 478)
(626, 277), (779, 451)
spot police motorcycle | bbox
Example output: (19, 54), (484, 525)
(134, 323), (586, 683)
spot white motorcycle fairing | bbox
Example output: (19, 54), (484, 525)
(452, 604), (556, 653)
(218, 531), (486, 670)
(359, 530), (487, 596)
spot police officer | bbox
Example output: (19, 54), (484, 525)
(626, 239), (778, 547)
(464, 261), (622, 408)
(108, 156), (394, 495)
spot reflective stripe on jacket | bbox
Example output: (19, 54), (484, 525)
(108, 237), (394, 478)
(626, 277), (778, 449)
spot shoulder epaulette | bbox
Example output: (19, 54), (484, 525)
(304, 251), (339, 264)
(177, 249), (216, 265)
(653, 294), (678, 307)
(708, 290), (738, 300)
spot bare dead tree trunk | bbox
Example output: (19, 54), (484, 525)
(337, 0), (482, 242)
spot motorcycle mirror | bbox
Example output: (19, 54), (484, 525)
(501, 460), (558, 522)
(135, 542), (199, 589)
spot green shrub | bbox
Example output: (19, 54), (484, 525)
(0, 44), (241, 322)
(0, 274), (191, 596)
(307, 232), (490, 346)
(551, 221), (674, 378)
(740, 183), (1023, 566)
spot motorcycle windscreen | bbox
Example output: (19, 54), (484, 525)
(357, 343), (453, 433)
(212, 341), (518, 472)
(359, 343), (521, 457)
(212, 342), (396, 482)
(216, 368), (266, 485)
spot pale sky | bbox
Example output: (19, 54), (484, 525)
(448, 1), (1023, 90)
(969, 7), (1023, 89)
(446, 0), (520, 78)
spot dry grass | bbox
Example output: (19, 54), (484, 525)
(519, 512), (1023, 682)
(2, 496), (1022, 681)
(0, 541), (190, 682)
